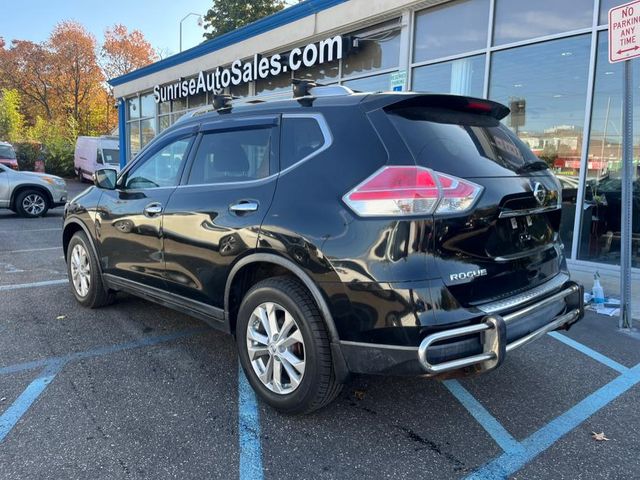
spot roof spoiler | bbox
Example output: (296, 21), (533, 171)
(382, 94), (510, 120)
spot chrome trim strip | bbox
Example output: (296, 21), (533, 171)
(498, 204), (561, 218)
(493, 244), (555, 263)
(477, 273), (570, 315)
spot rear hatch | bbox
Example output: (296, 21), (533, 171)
(385, 95), (565, 307)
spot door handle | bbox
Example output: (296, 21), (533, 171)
(230, 201), (259, 213)
(144, 203), (163, 217)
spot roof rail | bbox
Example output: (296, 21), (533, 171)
(174, 81), (355, 124)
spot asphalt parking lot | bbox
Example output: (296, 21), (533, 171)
(1, 179), (640, 479)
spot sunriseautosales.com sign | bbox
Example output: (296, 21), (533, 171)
(153, 35), (345, 104)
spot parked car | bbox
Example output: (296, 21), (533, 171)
(0, 162), (67, 217)
(62, 87), (584, 414)
(74, 135), (120, 182)
(0, 142), (19, 171)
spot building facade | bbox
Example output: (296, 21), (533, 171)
(109, 0), (640, 275)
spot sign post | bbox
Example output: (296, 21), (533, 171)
(609, 1), (638, 329)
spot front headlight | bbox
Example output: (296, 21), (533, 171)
(42, 176), (66, 186)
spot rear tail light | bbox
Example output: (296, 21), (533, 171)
(343, 166), (483, 217)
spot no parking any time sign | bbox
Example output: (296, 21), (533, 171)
(609, 0), (640, 62)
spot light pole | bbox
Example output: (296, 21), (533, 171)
(179, 13), (204, 52)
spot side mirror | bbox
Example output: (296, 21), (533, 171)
(93, 168), (117, 190)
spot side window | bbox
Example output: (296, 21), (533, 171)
(280, 117), (326, 170)
(187, 128), (272, 185)
(125, 137), (191, 189)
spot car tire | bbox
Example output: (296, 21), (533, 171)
(15, 189), (49, 218)
(67, 231), (114, 308)
(237, 276), (342, 414)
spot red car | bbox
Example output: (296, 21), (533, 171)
(0, 142), (18, 170)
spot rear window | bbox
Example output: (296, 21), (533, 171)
(387, 107), (545, 176)
(102, 149), (120, 165)
(280, 117), (326, 171)
(0, 145), (16, 159)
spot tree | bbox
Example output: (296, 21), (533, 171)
(0, 39), (55, 121)
(48, 21), (104, 133)
(203, 0), (287, 39)
(101, 24), (157, 80)
(0, 88), (24, 142)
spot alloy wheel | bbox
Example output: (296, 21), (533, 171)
(22, 194), (46, 216)
(246, 302), (306, 394)
(70, 243), (91, 297)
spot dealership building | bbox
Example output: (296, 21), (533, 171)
(109, 0), (639, 277)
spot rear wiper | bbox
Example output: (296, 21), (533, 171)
(517, 161), (549, 173)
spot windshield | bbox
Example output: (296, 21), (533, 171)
(102, 148), (120, 165)
(0, 145), (16, 159)
(388, 107), (548, 177)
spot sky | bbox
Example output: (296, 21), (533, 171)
(2, 0), (215, 56)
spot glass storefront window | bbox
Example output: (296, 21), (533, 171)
(413, 0), (489, 63)
(412, 55), (484, 97)
(493, 0), (592, 46)
(297, 60), (340, 84)
(189, 91), (207, 108)
(342, 21), (401, 77)
(140, 118), (156, 149)
(127, 97), (139, 119)
(172, 97), (187, 112)
(489, 34), (591, 256)
(159, 101), (170, 115)
(128, 122), (140, 157)
(580, 33), (640, 267)
(140, 93), (156, 118)
(231, 82), (249, 98)
(599, 0), (618, 25)
(343, 72), (394, 92)
(256, 70), (292, 96)
(159, 115), (171, 133)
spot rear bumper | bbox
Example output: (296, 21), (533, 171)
(340, 280), (583, 376)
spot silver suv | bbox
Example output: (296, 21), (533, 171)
(0, 163), (68, 217)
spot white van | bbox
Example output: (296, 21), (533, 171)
(74, 136), (120, 181)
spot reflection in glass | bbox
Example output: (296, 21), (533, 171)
(159, 115), (171, 133)
(493, 0), (592, 45)
(297, 60), (339, 84)
(413, 0), (489, 63)
(127, 97), (139, 119)
(256, 70), (292, 96)
(343, 72), (394, 92)
(140, 93), (156, 118)
(230, 82), (249, 98)
(342, 22), (401, 77)
(172, 97), (187, 112)
(140, 118), (156, 148)
(159, 101), (170, 114)
(489, 35), (591, 255)
(412, 55), (484, 97)
(579, 33), (640, 267)
(128, 121), (140, 157)
(599, 0), (619, 25)
(189, 91), (207, 108)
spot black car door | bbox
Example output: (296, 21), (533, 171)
(161, 115), (280, 310)
(95, 126), (197, 289)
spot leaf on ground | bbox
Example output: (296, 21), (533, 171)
(56, 315), (66, 320)
(592, 431), (610, 441)
(354, 390), (366, 401)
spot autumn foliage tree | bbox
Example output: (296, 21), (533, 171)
(0, 21), (156, 175)
(101, 24), (157, 80)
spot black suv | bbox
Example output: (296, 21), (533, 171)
(63, 86), (584, 414)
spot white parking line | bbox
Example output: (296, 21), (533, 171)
(0, 247), (61, 254)
(0, 228), (61, 233)
(0, 279), (68, 291)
